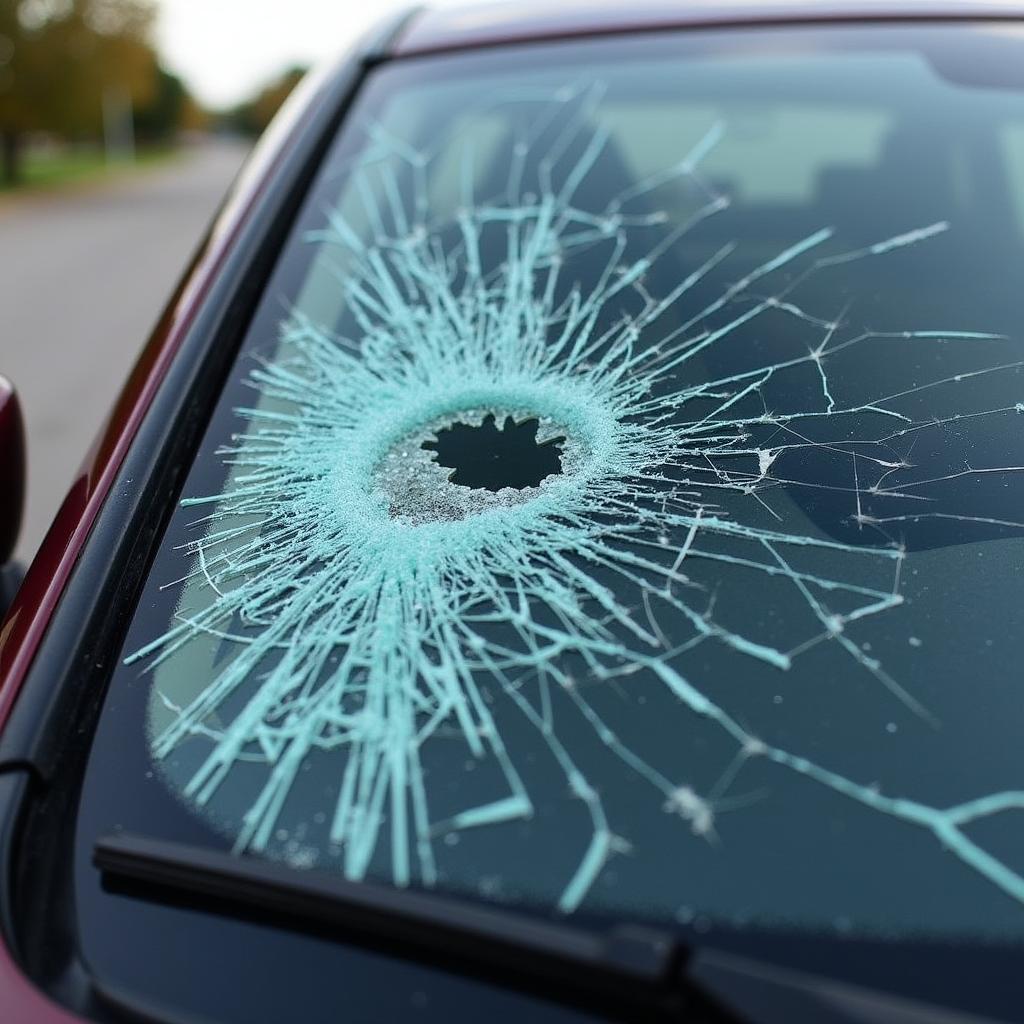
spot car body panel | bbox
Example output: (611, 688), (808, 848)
(0, 378), (25, 567)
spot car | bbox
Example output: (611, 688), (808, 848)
(3, 2), (1024, 1021)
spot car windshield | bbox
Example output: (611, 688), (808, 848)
(78, 22), (1024, 1016)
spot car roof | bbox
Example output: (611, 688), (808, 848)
(394, 0), (1024, 55)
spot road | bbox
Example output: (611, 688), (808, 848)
(0, 141), (249, 563)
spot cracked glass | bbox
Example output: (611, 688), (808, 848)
(78, 24), (1024, 996)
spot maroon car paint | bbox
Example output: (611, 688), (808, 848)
(0, 378), (25, 567)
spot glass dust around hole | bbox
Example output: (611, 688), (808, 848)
(374, 408), (585, 525)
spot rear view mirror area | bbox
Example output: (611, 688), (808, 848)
(0, 375), (26, 615)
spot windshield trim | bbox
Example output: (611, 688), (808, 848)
(395, 2), (1024, 58)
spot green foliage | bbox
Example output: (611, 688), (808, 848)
(133, 66), (186, 143)
(0, 0), (178, 184)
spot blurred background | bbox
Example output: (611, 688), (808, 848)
(0, 0), (441, 561)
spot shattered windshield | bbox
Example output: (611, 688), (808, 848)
(84, 25), (1024, 962)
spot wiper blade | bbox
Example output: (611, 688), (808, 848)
(94, 835), (1005, 1024)
(93, 833), (738, 1022)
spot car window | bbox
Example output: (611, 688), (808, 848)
(77, 23), (1024, 1014)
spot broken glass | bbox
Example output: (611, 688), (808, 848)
(89, 28), (1024, 953)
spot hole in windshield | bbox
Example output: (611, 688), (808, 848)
(422, 414), (565, 492)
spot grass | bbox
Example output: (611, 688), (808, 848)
(0, 145), (179, 194)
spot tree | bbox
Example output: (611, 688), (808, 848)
(0, 0), (158, 185)
(133, 66), (185, 143)
(0, 1), (43, 183)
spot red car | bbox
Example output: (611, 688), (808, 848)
(3, 3), (1024, 1021)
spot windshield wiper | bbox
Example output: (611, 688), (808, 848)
(95, 835), (1006, 1024)
(93, 833), (737, 1022)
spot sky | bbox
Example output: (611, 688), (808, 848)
(155, 0), (448, 109)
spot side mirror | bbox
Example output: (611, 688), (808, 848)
(0, 375), (26, 567)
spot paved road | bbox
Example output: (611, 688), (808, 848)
(0, 141), (249, 563)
